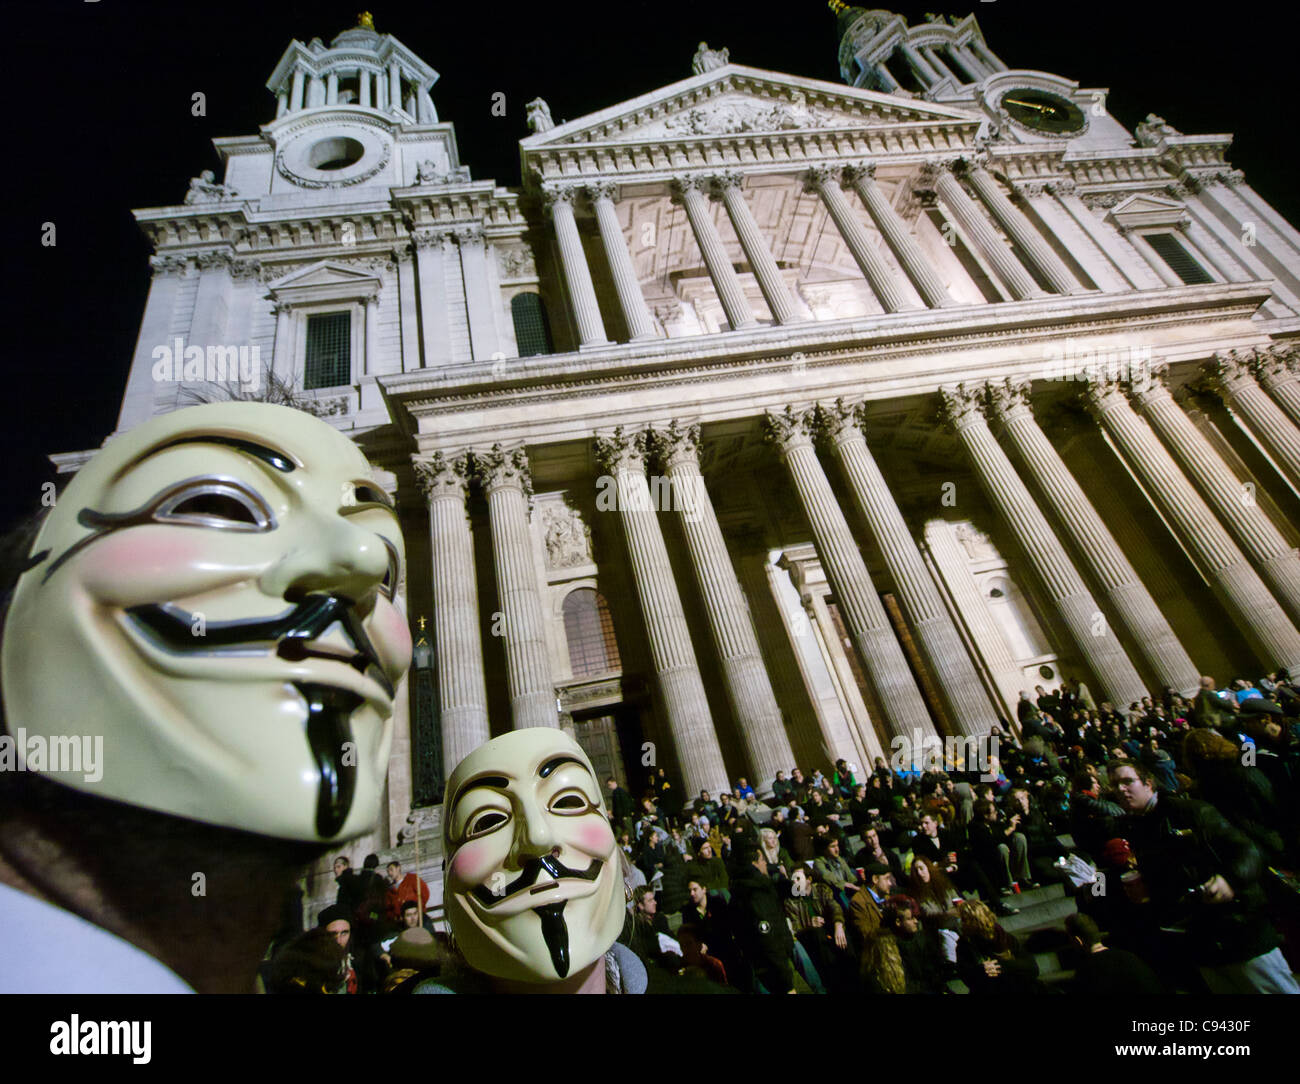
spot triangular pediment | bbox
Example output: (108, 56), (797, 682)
(1111, 193), (1184, 215)
(267, 261), (380, 290)
(522, 64), (980, 149)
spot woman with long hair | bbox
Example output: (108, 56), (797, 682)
(955, 899), (1041, 994)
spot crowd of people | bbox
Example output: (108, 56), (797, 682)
(612, 671), (1300, 994)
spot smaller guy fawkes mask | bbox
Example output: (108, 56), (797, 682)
(1, 402), (412, 841)
(443, 729), (624, 983)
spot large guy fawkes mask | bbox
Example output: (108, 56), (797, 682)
(1, 402), (412, 841)
(443, 729), (624, 983)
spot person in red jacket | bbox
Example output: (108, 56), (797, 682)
(385, 861), (430, 925)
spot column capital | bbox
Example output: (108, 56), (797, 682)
(412, 451), (473, 502)
(840, 161), (877, 185)
(986, 377), (1034, 421)
(473, 443), (532, 497)
(390, 244), (417, 264)
(762, 405), (818, 453)
(817, 398), (867, 444)
(453, 224), (485, 246)
(594, 426), (649, 474)
(803, 165), (839, 194)
(669, 174), (711, 201)
(938, 383), (988, 431)
(1209, 349), (1259, 392)
(149, 254), (190, 277)
(1045, 178), (1077, 198)
(230, 258), (262, 282)
(586, 180), (619, 203)
(1082, 372), (1131, 415)
(649, 420), (701, 471)
(195, 250), (235, 272)
(1243, 344), (1299, 386)
(541, 183), (580, 211)
(952, 153), (991, 177)
(1126, 362), (1173, 405)
(710, 170), (744, 194)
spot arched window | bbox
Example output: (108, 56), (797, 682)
(511, 292), (553, 357)
(563, 588), (621, 677)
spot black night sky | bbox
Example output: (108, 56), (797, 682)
(3, 0), (1298, 528)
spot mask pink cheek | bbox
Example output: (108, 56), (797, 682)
(373, 603), (413, 669)
(450, 842), (499, 887)
(577, 821), (615, 855)
(78, 533), (214, 601)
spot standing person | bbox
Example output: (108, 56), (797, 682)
(384, 861), (430, 926)
(1112, 759), (1299, 994)
(332, 856), (363, 915)
(605, 777), (634, 833)
(730, 846), (796, 994)
(651, 767), (679, 826)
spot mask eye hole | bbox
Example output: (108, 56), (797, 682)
(549, 790), (591, 815)
(379, 537), (401, 600)
(467, 810), (509, 838)
(154, 480), (274, 531)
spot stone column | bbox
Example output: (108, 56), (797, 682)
(944, 44), (985, 82)
(1253, 346), (1300, 427)
(672, 175), (757, 331)
(843, 164), (955, 308)
(763, 407), (937, 739)
(928, 163), (1044, 300)
(587, 181), (658, 341)
(375, 69), (387, 111)
(898, 42), (940, 85)
(276, 90), (288, 118)
(388, 63), (402, 112)
(1212, 351), (1300, 489)
(363, 296), (379, 376)
(325, 72), (339, 105)
(969, 37), (1007, 72)
(413, 452), (490, 775)
(806, 167), (914, 313)
(987, 378), (1200, 695)
(410, 232), (450, 368)
(271, 301), (295, 374)
(456, 225), (503, 360)
(821, 400), (1001, 735)
(593, 429), (729, 796)
(1085, 376), (1300, 673)
(961, 161), (1084, 295)
(543, 184), (610, 348)
(359, 69), (371, 108)
(306, 74), (324, 109)
(920, 45), (959, 83)
(475, 445), (557, 730)
(1129, 367), (1300, 626)
(290, 69), (305, 112)
(713, 172), (802, 325)
(651, 422), (795, 786)
(940, 385), (1148, 705)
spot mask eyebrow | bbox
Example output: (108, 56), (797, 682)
(119, 436), (300, 479)
(539, 756), (588, 780)
(448, 773), (511, 816)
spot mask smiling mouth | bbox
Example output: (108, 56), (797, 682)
(125, 594), (395, 697)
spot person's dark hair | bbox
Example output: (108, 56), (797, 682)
(363, 854), (380, 869)
(266, 926), (344, 995)
(387, 860), (401, 871)
(401, 900), (419, 913)
(1065, 912), (1103, 948)
(606, 776), (617, 786)
(744, 844), (765, 865)
(1109, 758), (1155, 786)
(632, 885), (654, 908)
(973, 798), (994, 821)
(334, 855), (350, 867)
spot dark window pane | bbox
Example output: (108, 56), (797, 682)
(563, 588), (621, 677)
(304, 312), (351, 389)
(511, 293), (553, 357)
(1145, 232), (1213, 285)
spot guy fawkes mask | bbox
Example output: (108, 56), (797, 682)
(1, 402), (412, 841)
(443, 729), (624, 983)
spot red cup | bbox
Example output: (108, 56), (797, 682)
(855, 867), (865, 881)
(1011, 882), (1021, 894)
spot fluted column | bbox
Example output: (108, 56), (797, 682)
(920, 45), (959, 83)
(358, 69), (371, 108)
(593, 430), (729, 795)
(289, 68), (305, 112)
(651, 422), (795, 785)
(898, 41), (940, 85)
(1085, 377), (1300, 673)
(1129, 368), (1300, 627)
(713, 172), (802, 325)
(1253, 346), (1300, 427)
(388, 63), (401, 112)
(543, 184), (610, 348)
(821, 400), (1000, 736)
(844, 163), (956, 308)
(1212, 350), (1300, 490)
(961, 160), (1084, 295)
(672, 175), (757, 331)
(763, 407), (937, 740)
(944, 44), (985, 82)
(475, 445), (557, 729)
(987, 379), (1200, 695)
(806, 167), (914, 313)
(940, 385), (1148, 705)
(927, 162), (1045, 300)
(414, 452), (489, 775)
(412, 230), (452, 367)
(587, 181), (658, 341)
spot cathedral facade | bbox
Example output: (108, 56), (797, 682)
(97, 10), (1300, 893)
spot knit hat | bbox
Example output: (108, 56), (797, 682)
(390, 928), (443, 968)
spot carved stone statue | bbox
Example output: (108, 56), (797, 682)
(526, 98), (554, 134)
(691, 41), (730, 75)
(184, 170), (238, 205)
(541, 503), (593, 569)
(415, 160), (444, 185)
(1134, 113), (1180, 147)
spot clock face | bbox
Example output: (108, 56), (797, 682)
(1000, 89), (1086, 135)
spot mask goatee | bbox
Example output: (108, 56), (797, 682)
(534, 902), (570, 978)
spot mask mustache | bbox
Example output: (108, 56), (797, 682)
(126, 594), (394, 697)
(471, 854), (604, 908)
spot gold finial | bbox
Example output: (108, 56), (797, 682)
(828, 0), (849, 13)
(357, 11), (375, 30)
(417, 615), (427, 631)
